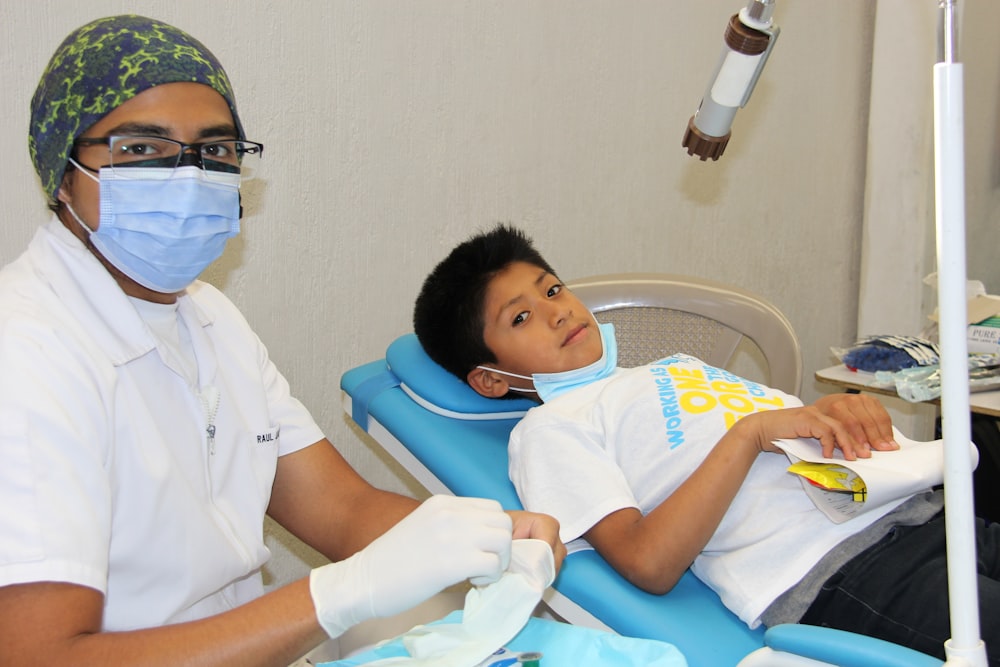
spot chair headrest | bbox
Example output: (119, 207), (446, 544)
(386, 334), (537, 420)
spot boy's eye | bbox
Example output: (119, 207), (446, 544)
(547, 283), (563, 297)
(512, 311), (529, 326)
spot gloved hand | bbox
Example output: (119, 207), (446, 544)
(309, 495), (513, 638)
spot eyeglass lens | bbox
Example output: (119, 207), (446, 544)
(107, 137), (261, 177)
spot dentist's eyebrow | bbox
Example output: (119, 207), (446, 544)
(196, 123), (240, 140)
(96, 122), (239, 140)
(99, 122), (172, 137)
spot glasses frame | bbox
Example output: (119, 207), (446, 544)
(72, 135), (264, 177)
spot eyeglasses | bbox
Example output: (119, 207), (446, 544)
(73, 135), (264, 180)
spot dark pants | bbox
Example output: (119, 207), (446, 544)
(800, 512), (1000, 664)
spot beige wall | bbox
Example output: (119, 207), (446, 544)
(2, 0), (999, 605)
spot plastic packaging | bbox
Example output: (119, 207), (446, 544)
(832, 335), (940, 372)
(787, 462), (867, 502)
(875, 353), (1000, 402)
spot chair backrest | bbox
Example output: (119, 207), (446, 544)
(567, 273), (803, 395)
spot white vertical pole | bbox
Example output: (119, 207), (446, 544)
(933, 1), (987, 664)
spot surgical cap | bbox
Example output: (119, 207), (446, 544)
(29, 14), (245, 199)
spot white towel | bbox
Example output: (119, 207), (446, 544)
(363, 538), (555, 667)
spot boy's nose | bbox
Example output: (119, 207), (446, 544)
(546, 301), (571, 327)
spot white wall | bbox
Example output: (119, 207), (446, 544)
(2, 0), (998, 618)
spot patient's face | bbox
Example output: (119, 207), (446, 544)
(480, 261), (603, 382)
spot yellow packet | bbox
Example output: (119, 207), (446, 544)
(787, 462), (867, 502)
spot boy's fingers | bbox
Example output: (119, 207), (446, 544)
(813, 394), (897, 452)
(811, 410), (870, 461)
(847, 393), (896, 449)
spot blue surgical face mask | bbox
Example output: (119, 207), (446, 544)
(66, 162), (241, 293)
(477, 322), (618, 402)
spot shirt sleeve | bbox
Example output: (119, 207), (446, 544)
(0, 315), (112, 592)
(258, 350), (325, 457)
(508, 409), (640, 544)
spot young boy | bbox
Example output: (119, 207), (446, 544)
(414, 223), (1000, 663)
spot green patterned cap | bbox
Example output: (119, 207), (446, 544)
(29, 15), (245, 199)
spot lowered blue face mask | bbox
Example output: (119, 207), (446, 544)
(478, 322), (618, 402)
(66, 162), (241, 293)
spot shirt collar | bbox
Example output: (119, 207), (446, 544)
(34, 217), (215, 366)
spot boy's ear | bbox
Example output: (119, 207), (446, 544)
(467, 367), (512, 399)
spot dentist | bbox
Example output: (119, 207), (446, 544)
(0, 15), (564, 667)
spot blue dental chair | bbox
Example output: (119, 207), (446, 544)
(340, 273), (943, 667)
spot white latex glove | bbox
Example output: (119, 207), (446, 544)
(309, 495), (513, 638)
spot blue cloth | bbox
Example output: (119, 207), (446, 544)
(321, 612), (687, 667)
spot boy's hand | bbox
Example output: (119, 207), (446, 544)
(744, 393), (897, 461)
(811, 393), (898, 456)
(508, 510), (567, 572)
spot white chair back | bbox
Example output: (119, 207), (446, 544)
(568, 273), (802, 395)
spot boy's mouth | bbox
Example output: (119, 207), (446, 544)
(562, 323), (588, 347)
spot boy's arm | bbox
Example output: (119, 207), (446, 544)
(583, 416), (761, 594)
(583, 396), (898, 594)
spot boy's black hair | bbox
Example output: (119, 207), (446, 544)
(414, 224), (557, 382)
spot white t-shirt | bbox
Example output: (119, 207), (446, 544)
(0, 218), (324, 630)
(508, 354), (908, 628)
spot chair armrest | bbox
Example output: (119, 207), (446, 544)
(756, 624), (943, 667)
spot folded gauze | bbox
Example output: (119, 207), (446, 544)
(363, 538), (555, 667)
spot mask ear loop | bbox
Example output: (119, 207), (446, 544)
(63, 201), (95, 236)
(62, 158), (101, 235)
(68, 157), (100, 184)
(474, 366), (539, 394)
